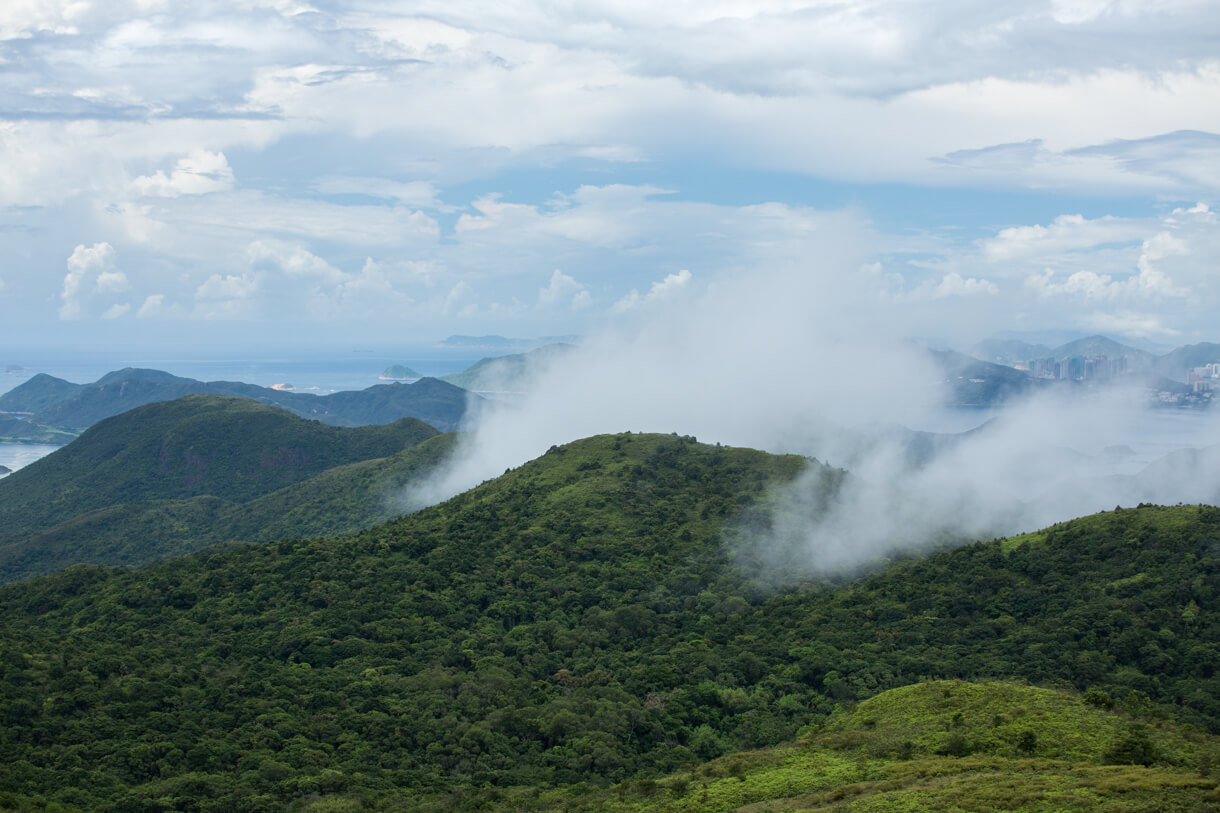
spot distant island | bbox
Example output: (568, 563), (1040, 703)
(437, 334), (580, 351)
(379, 364), (421, 380)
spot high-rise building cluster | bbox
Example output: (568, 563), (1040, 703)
(1188, 364), (1220, 393)
(1025, 354), (1128, 381)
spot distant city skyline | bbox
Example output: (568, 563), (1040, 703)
(1, 2), (1217, 352)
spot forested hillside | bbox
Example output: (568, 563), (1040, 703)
(0, 431), (1217, 811)
(0, 395), (441, 582)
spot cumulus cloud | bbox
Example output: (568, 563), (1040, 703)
(537, 269), (591, 310)
(981, 214), (1142, 262)
(612, 269), (692, 313)
(137, 293), (165, 318)
(131, 151), (235, 198)
(60, 242), (119, 319)
(247, 239), (347, 284)
(2, 1), (1218, 338)
(914, 272), (998, 299)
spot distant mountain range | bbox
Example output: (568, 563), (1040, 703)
(0, 394), (449, 583)
(441, 342), (575, 392)
(970, 333), (1212, 373)
(928, 348), (1053, 406)
(0, 366), (476, 442)
(437, 333), (580, 350)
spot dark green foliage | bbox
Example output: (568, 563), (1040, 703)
(0, 396), (441, 582)
(0, 434), (1217, 810)
(0, 372), (85, 414)
(1106, 722), (1159, 766)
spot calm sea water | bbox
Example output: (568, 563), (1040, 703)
(0, 444), (61, 476)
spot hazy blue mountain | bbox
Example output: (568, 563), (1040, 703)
(9, 367), (474, 436)
(0, 372), (85, 414)
(439, 333), (579, 347)
(969, 338), (1051, 366)
(1153, 342), (1220, 380)
(380, 364), (421, 379)
(1048, 335), (1155, 366)
(928, 348), (1049, 405)
(441, 342), (575, 392)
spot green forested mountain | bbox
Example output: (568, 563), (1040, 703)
(0, 395), (441, 582)
(0, 372), (85, 414)
(0, 429), (1217, 811)
(0, 367), (474, 436)
(0, 432), (459, 585)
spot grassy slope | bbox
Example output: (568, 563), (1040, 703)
(527, 681), (1220, 813)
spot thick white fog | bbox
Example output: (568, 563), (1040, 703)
(404, 235), (1220, 578)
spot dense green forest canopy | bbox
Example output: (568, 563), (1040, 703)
(0, 395), (442, 583)
(0, 430), (1217, 811)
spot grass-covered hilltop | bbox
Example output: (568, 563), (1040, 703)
(1, 426), (1219, 811)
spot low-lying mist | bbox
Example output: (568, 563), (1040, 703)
(404, 240), (1220, 579)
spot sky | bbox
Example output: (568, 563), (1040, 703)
(1, 1), (1218, 353)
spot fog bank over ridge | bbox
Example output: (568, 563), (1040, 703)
(406, 238), (1220, 577)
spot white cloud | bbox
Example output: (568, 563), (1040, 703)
(60, 242), (117, 320)
(195, 273), (256, 301)
(131, 151), (235, 198)
(982, 214), (1142, 262)
(918, 272), (998, 299)
(247, 239), (347, 284)
(537, 269), (590, 309)
(100, 303), (130, 319)
(612, 269), (692, 313)
(137, 293), (165, 318)
(95, 269), (129, 293)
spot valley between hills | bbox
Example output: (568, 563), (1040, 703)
(0, 390), (1218, 811)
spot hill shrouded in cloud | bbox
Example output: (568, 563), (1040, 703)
(403, 251), (1220, 577)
